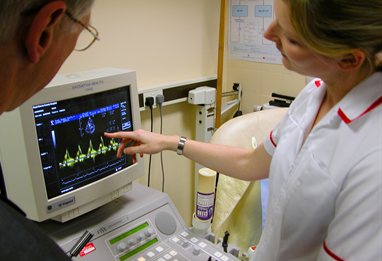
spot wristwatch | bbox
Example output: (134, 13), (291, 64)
(176, 136), (187, 155)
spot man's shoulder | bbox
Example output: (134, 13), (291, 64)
(0, 197), (70, 260)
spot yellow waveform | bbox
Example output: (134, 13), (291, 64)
(59, 137), (120, 168)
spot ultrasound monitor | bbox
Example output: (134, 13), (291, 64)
(0, 68), (143, 222)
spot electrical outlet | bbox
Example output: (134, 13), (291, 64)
(143, 89), (163, 107)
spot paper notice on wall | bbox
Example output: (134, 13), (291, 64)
(229, 0), (282, 64)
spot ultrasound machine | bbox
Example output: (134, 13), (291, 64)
(0, 68), (239, 261)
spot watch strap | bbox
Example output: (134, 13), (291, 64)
(176, 136), (187, 155)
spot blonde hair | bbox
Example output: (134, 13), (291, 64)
(284, 0), (382, 71)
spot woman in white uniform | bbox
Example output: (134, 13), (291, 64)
(105, 0), (382, 259)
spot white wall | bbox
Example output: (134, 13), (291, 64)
(226, 60), (306, 114)
(60, 0), (220, 88)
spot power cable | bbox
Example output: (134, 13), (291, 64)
(145, 97), (154, 187)
(156, 95), (166, 192)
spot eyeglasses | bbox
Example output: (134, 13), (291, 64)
(65, 11), (100, 51)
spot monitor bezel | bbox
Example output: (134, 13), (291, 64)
(0, 68), (143, 222)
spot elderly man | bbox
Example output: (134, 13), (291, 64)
(0, 1), (96, 259)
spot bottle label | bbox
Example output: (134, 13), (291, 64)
(196, 192), (214, 220)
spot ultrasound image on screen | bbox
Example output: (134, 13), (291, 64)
(33, 86), (133, 199)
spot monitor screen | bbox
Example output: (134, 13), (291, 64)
(0, 68), (144, 222)
(33, 86), (133, 199)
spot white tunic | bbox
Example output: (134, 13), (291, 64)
(254, 72), (382, 260)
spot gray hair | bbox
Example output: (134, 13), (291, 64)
(0, 0), (94, 43)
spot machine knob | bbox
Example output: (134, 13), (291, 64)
(127, 238), (136, 246)
(137, 233), (144, 241)
(181, 241), (189, 248)
(117, 242), (128, 252)
(144, 228), (155, 237)
(193, 246), (201, 255)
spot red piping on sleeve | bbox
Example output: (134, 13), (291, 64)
(270, 131), (277, 148)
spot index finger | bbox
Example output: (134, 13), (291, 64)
(104, 131), (129, 139)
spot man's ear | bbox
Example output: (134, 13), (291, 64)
(24, 1), (67, 64)
(337, 50), (366, 71)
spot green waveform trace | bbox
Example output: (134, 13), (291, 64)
(59, 137), (120, 168)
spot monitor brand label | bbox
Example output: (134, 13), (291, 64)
(47, 196), (76, 213)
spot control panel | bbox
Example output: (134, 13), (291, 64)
(38, 183), (239, 261)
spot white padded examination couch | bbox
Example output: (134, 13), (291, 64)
(211, 108), (287, 252)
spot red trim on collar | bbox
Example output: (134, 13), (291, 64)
(338, 96), (382, 124)
(323, 241), (344, 261)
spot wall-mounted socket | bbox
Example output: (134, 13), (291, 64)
(143, 89), (163, 107)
